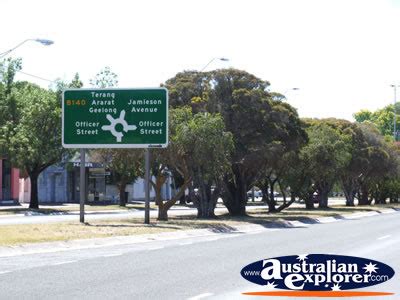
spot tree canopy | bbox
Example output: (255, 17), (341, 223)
(152, 106), (233, 220)
(165, 69), (306, 215)
(2, 82), (63, 208)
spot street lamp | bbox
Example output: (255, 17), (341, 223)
(0, 38), (54, 59)
(390, 84), (400, 141)
(200, 57), (229, 72)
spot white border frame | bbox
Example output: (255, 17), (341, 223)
(62, 87), (169, 149)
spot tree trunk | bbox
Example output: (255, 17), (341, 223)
(196, 184), (219, 219)
(223, 182), (247, 215)
(344, 191), (355, 206)
(278, 180), (287, 206)
(303, 189), (315, 210)
(342, 178), (356, 206)
(261, 182), (269, 204)
(188, 183), (196, 203)
(29, 172), (40, 209)
(316, 181), (330, 208)
(118, 182), (127, 207)
(222, 165), (247, 216)
(158, 203), (168, 221)
(154, 175), (167, 221)
(260, 179), (276, 213)
(179, 193), (186, 205)
(267, 178), (278, 213)
(277, 194), (296, 212)
(305, 195), (314, 209)
(358, 185), (370, 205)
(374, 183), (388, 204)
(157, 177), (191, 221)
(318, 189), (329, 208)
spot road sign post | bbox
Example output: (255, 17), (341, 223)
(62, 88), (168, 224)
(144, 149), (150, 224)
(79, 149), (85, 223)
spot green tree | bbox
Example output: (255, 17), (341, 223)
(256, 102), (308, 212)
(152, 107), (233, 220)
(3, 83), (63, 208)
(300, 119), (352, 208)
(53, 72), (84, 101)
(89, 66), (118, 88)
(357, 122), (398, 205)
(165, 69), (306, 216)
(181, 112), (233, 218)
(353, 110), (373, 123)
(0, 58), (22, 154)
(337, 122), (368, 206)
(281, 150), (315, 209)
(354, 104), (400, 139)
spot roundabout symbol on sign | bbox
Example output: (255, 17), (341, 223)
(101, 110), (137, 142)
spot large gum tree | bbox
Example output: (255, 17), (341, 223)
(152, 107), (233, 220)
(165, 69), (306, 216)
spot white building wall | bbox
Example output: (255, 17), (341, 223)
(132, 177), (156, 200)
(19, 178), (30, 203)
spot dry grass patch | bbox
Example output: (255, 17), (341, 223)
(0, 216), (253, 246)
(0, 220), (182, 246)
(0, 202), (398, 246)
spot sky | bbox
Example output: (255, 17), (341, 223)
(2, 0), (400, 120)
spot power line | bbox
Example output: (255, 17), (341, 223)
(16, 70), (56, 83)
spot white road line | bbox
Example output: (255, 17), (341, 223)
(51, 260), (77, 266)
(204, 237), (220, 242)
(179, 241), (193, 246)
(0, 271), (11, 275)
(247, 230), (265, 235)
(147, 246), (164, 250)
(103, 253), (123, 257)
(377, 235), (391, 240)
(187, 292), (214, 300)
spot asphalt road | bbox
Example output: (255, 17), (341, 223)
(0, 212), (398, 300)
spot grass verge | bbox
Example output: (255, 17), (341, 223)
(0, 203), (398, 246)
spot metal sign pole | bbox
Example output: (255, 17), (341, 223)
(144, 148), (150, 224)
(80, 148), (86, 223)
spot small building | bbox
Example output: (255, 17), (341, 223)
(0, 158), (19, 204)
(19, 159), (175, 204)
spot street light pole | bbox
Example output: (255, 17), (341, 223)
(0, 38), (54, 59)
(200, 57), (229, 72)
(391, 84), (400, 141)
(0, 38), (55, 84)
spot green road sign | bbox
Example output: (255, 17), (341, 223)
(62, 88), (168, 148)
